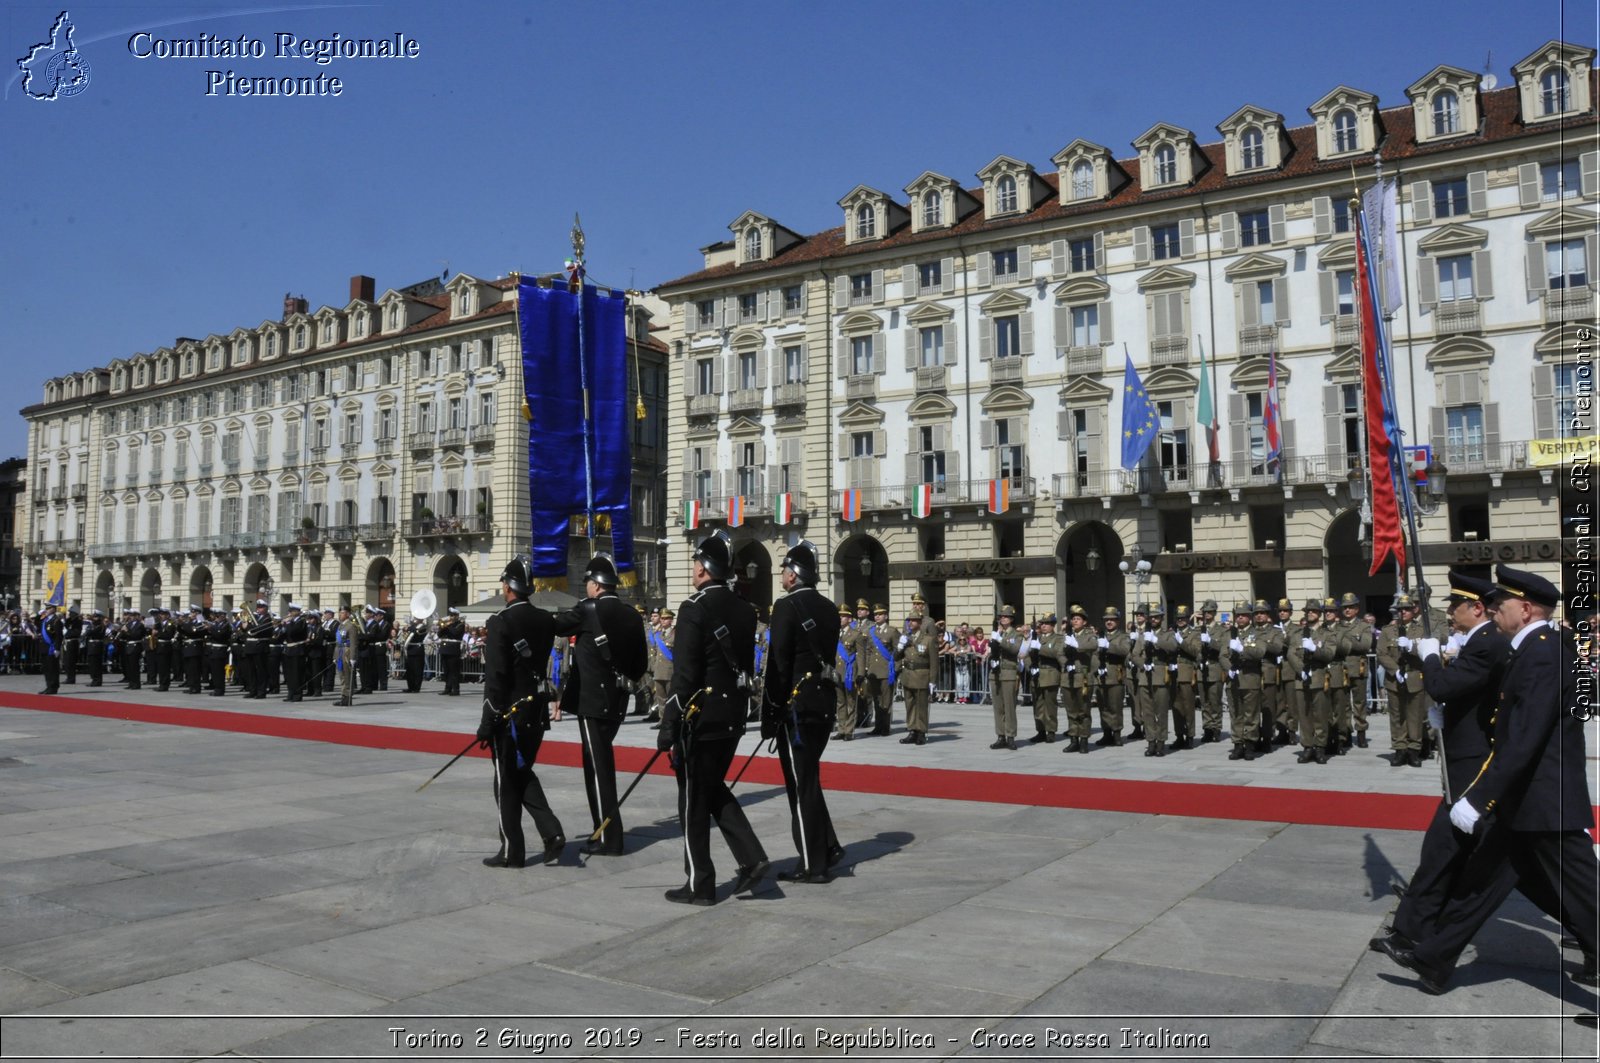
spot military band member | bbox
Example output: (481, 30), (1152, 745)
(765, 541), (843, 881)
(858, 604), (899, 737)
(438, 607), (465, 695)
(896, 609), (938, 745)
(988, 605), (1025, 750)
(205, 609), (232, 696)
(151, 608), (176, 692)
(552, 553), (647, 857)
(1028, 613), (1063, 745)
(279, 604), (308, 702)
(477, 557), (565, 870)
(656, 531), (769, 904)
(833, 606), (858, 740)
(1377, 593), (1429, 767)
(83, 608), (106, 687)
(240, 600), (271, 698)
(403, 616), (428, 692)
(145, 608), (162, 687)
(120, 608), (146, 690)
(647, 608), (675, 723)
(1060, 609), (1097, 752)
(1094, 606), (1130, 745)
(180, 606), (205, 694)
(1170, 604), (1198, 751)
(1338, 592), (1372, 747)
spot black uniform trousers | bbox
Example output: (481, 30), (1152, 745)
(776, 715), (838, 876)
(1414, 820), (1600, 976)
(85, 643), (104, 686)
(267, 648), (282, 693)
(183, 650), (203, 693)
(442, 652), (462, 695)
(576, 715), (624, 853)
(490, 723), (562, 866)
(282, 649), (303, 701)
(155, 644), (173, 690)
(122, 645), (142, 689)
(674, 734), (766, 899)
(244, 647), (267, 698)
(207, 649), (228, 694)
(404, 650), (424, 692)
(40, 649), (59, 693)
(62, 641), (77, 683)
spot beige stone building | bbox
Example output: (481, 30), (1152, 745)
(19, 273), (670, 616)
(656, 42), (1597, 624)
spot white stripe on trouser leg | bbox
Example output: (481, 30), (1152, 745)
(682, 769), (699, 890)
(579, 718), (603, 830)
(491, 739), (507, 852)
(790, 739), (811, 874)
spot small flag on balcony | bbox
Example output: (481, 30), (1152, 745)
(912, 483), (934, 519)
(773, 492), (794, 525)
(682, 499), (701, 531)
(840, 488), (861, 523)
(726, 495), (745, 528)
(1264, 348), (1282, 479)
(987, 478), (1010, 515)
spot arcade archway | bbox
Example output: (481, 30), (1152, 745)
(1055, 522), (1124, 621)
(732, 541), (773, 619)
(365, 557), (396, 616)
(833, 534), (890, 613)
(1325, 509), (1396, 618)
(433, 554), (469, 611)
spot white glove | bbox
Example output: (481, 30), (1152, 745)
(1449, 798), (1481, 833)
(1018, 644), (1030, 659)
(1228, 669), (1238, 679)
(1097, 637), (1109, 649)
(1097, 667), (1106, 677)
(1065, 635), (1078, 649)
(1228, 638), (1244, 653)
(1030, 638), (1042, 650)
(1427, 705), (1444, 731)
(1299, 670), (1309, 682)
(1301, 637), (1317, 653)
(990, 630), (1001, 641)
(1395, 671), (1406, 686)
(1142, 663), (1153, 672)
(1029, 667), (1039, 676)
(1397, 637), (1412, 651)
(1066, 663), (1075, 672)
(1168, 663), (1178, 672)
(1446, 632), (1467, 653)
(1201, 632), (1210, 644)
(897, 635), (908, 649)
(988, 659), (998, 670)
(1416, 638), (1440, 661)
(1143, 632), (1156, 644)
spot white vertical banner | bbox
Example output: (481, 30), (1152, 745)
(1363, 177), (1404, 316)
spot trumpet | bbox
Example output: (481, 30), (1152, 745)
(147, 627), (159, 651)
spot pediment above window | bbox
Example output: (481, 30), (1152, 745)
(1137, 266), (1197, 292)
(1230, 356), (1292, 390)
(980, 384), (1033, 413)
(1051, 139), (1125, 204)
(1526, 205), (1598, 240)
(1536, 323), (1592, 355)
(1417, 222), (1489, 255)
(1217, 105), (1288, 175)
(1223, 253), (1288, 282)
(1324, 348), (1362, 383)
(976, 155), (1045, 218)
(838, 400), (885, 428)
(729, 328), (765, 351)
(1318, 239), (1357, 269)
(1142, 367), (1197, 399)
(1059, 377), (1114, 404)
(905, 302), (956, 325)
(726, 416), (764, 438)
(902, 171), (979, 232)
(838, 311), (883, 335)
(837, 184), (906, 244)
(1425, 335), (1494, 371)
(978, 290), (1030, 314)
(1052, 276), (1110, 302)
(906, 393), (957, 421)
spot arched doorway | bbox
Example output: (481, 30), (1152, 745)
(366, 557), (396, 616)
(95, 570), (115, 615)
(732, 541), (773, 619)
(433, 554), (469, 611)
(833, 534), (889, 613)
(139, 567), (162, 612)
(242, 562), (272, 609)
(189, 566), (214, 610)
(1325, 509), (1395, 618)
(1056, 522), (1123, 621)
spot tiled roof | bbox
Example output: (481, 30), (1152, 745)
(656, 73), (1598, 291)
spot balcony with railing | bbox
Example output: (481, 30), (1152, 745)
(1435, 439), (1533, 476)
(466, 424), (494, 445)
(70, 484), (86, 502)
(373, 435), (397, 454)
(1150, 336), (1189, 366)
(1051, 469), (1137, 499)
(687, 394), (720, 418)
(848, 476), (1037, 511)
(359, 522), (397, 540)
(341, 441), (361, 458)
(1062, 347), (1103, 377)
(405, 513), (490, 538)
(845, 374), (877, 401)
(1434, 300), (1482, 336)
(772, 381), (806, 407)
(408, 430), (435, 450)
(223, 456), (241, 474)
(1238, 324), (1279, 358)
(253, 452), (271, 470)
(1544, 285), (1596, 325)
(989, 357), (1026, 385)
(728, 388), (764, 415)
(197, 461), (214, 478)
(438, 427), (467, 449)
(100, 476), (116, 491)
(324, 524), (361, 543)
(34, 536), (85, 556)
(1332, 314), (1359, 347)
(913, 366), (948, 394)
(123, 473), (138, 488)
(145, 468), (161, 485)
(49, 486), (65, 501)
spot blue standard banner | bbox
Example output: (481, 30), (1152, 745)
(518, 281), (634, 586)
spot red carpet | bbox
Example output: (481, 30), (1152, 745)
(4, 691), (1593, 834)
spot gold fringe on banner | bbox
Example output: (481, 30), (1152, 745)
(531, 577), (567, 593)
(618, 569), (639, 589)
(521, 399), (532, 421)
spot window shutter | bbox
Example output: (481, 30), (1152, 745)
(1016, 245), (1031, 284)
(756, 291), (769, 322)
(1533, 364), (1556, 437)
(1472, 250), (1493, 301)
(944, 319), (959, 365)
(1483, 403), (1500, 453)
(1099, 300), (1114, 345)
(871, 332), (886, 374)
(978, 318), (993, 361)
(1466, 171), (1487, 216)
(934, 423), (949, 453)
(872, 268), (885, 304)
(1268, 204), (1286, 244)
(1180, 218), (1196, 257)
(976, 252), (993, 287)
(409, 350), (420, 377)
(835, 276), (850, 306)
(1218, 213), (1238, 253)
(941, 257), (955, 295)
(1051, 239), (1067, 275)
(1417, 255), (1437, 310)
(836, 337), (849, 379)
(756, 347), (769, 388)
(1093, 231), (1105, 269)
(1058, 409), (1072, 439)
(873, 429), (887, 456)
(1410, 180), (1433, 225)
(906, 425), (922, 454)
(1517, 163), (1541, 209)
(1323, 385), (1343, 463)
(1583, 151), (1600, 199)
(722, 297), (736, 327)
(1272, 278), (1290, 325)
(902, 264), (918, 298)
(835, 432), (849, 459)
(1429, 407), (1447, 456)
(905, 450), (920, 486)
(714, 354), (726, 394)
(979, 420), (995, 448)
(752, 439), (767, 466)
(1588, 236), (1600, 284)
(1318, 271), (1336, 321)
(1312, 196), (1332, 238)
(769, 288), (783, 320)
(1281, 420), (1296, 461)
(768, 345), (782, 385)
(1525, 247), (1549, 300)
(1239, 284), (1259, 327)
(1053, 305), (1070, 351)
(1019, 312), (1034, 356)
(904, 326), (918, 371)
(1084, 408), (1103, 473)
(1228, 392), (1247, 468)
(1132, 226), (1150, 265)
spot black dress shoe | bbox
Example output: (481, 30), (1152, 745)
(1354, 731), (1368, 748)
(1077, 738), (1089, 753)
(732, 859), (771, 894)
(990, 738), (1009, 750)
(1108, 733), (1124, 746)
(1369, 928), (1416, 953)
(1144, 742), (1156, 757)
(837, 733), (853, 741)
(1153, 743), (1166, 757)
(1228, 745), (1244, 760)
(1297, 749), (1315, 764)
(1093, 733), (1112, 746)
(826, 844), (845, 868)
(1574, 963), (1599, 987)
(664, 885), (714, 906)
(777, 868), (834, 884)
(899, 733), (918, 744)
(579, 842), (621, 858)
(482, 854), (523, 869)
(1313, 749), (1328, 764)
(542, 835), (566, 865)
(1375, 937), (1448, 994)
(1030, 731), (1049, 744)
(913, 731), (926, 745)
(1129, 725), (1145, 740)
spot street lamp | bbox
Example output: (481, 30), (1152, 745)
(1118, 546), (1154, 589)
(858, 555), (872, 577)
(1424, 457), (1448, 502)
(745, 560), (759, 581)
(1085, 547), (1101, 573)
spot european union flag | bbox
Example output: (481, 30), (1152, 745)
(1120, 351), (1159, 470)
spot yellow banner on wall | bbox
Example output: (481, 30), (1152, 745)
(44, 560), (67, 606)
(1528, 435), (1600, 467)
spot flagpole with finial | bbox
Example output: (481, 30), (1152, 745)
(569, 213), (597, 554)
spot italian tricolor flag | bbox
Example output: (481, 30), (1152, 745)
(773, 492), (794, 524)
(682, 499), (701, 530)
(912, 483), (934, 519)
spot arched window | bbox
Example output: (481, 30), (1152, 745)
(854, 203), (875, 239)
(1333, 109), (1358, 153)
(743, 228), (762, 260)
(294, 324), (307, 348)
(1154, 145), (1177, 185)
(921, 190), (942, 227)
(457, 289), (471, 315)
(995, 174), (1018, 213)
(1070, 160), (1095, 199)
(1432, 90), (1460, 135)
(1541, 68), (1572, 115)
(1240, 128), (1264, 169)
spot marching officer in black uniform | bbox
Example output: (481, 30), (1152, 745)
(763, 540), (844, 883)
(120, 608), (146, 690)
(475, 557), (565, 869)
(84, 608), (107, 687)
(280, 604), (308, 702)
(181, 606), (206, 694)
(62, 605), (82, 684)
(552, 553), (648, 857)
(402, 615), (428, 692)
(38, 606), (63, 694)
(656, 530), (770, 905)
(241, 600), (272, 698)
(438, 608), (465, 695)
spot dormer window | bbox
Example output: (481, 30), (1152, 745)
(1333, 109), (1358, 152)
(353, 314), (367, 338)
(921, 191), (942, 227)
(1432, 90), (1460, 136)
(1070, 161), (1094, 200)
(266, 333), (277, 357)
(1154, 145), (1177, 185)
(387, 304), (400, 330)
(322, 320), (335, 343)
(1240, 128), (1264, 169)
(744, 228), (762, 260)
(854, 204), (876, 239)
(457, 290), (471, 316)
(995, 175), (1018, 214)
(1542, 68), (1572, 115)
(295, 324), (307, 348)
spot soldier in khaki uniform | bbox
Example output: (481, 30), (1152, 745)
(858, 604), (899, 736)
(1376, 593), (1428, 766)
(1139, 604), (1178, 756)
(1290, 600), (1329, 762)
(1093, 607), (1130, 745)
(1220, 601), (1252, 751)
(987, 604), (1025, 750)
(1271, 599), (1298, 743)
(1028, 613), (1064, 744)
(1249, 600), (1287, 753)
(1280, 600), (1311, 764)
(1171, 604), (1199, 751)
(646, 609), (675, 723)
(1060, 608), (1098, 752)
(1225, 602), (1268, 760)
(1195, 600), (1227, 742)
(896, 610), (938, 745)
(1337, 592), (1372, 747)
(834, 605), (859, 740)
(1126, 603), (1152, 745)
(1314, 596), (1354, 755)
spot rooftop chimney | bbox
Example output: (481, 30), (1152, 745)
(350, 275), (376, 303)
(282, 293), (308, 321)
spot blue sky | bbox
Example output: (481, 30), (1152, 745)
(1, 0), (1591, 460)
